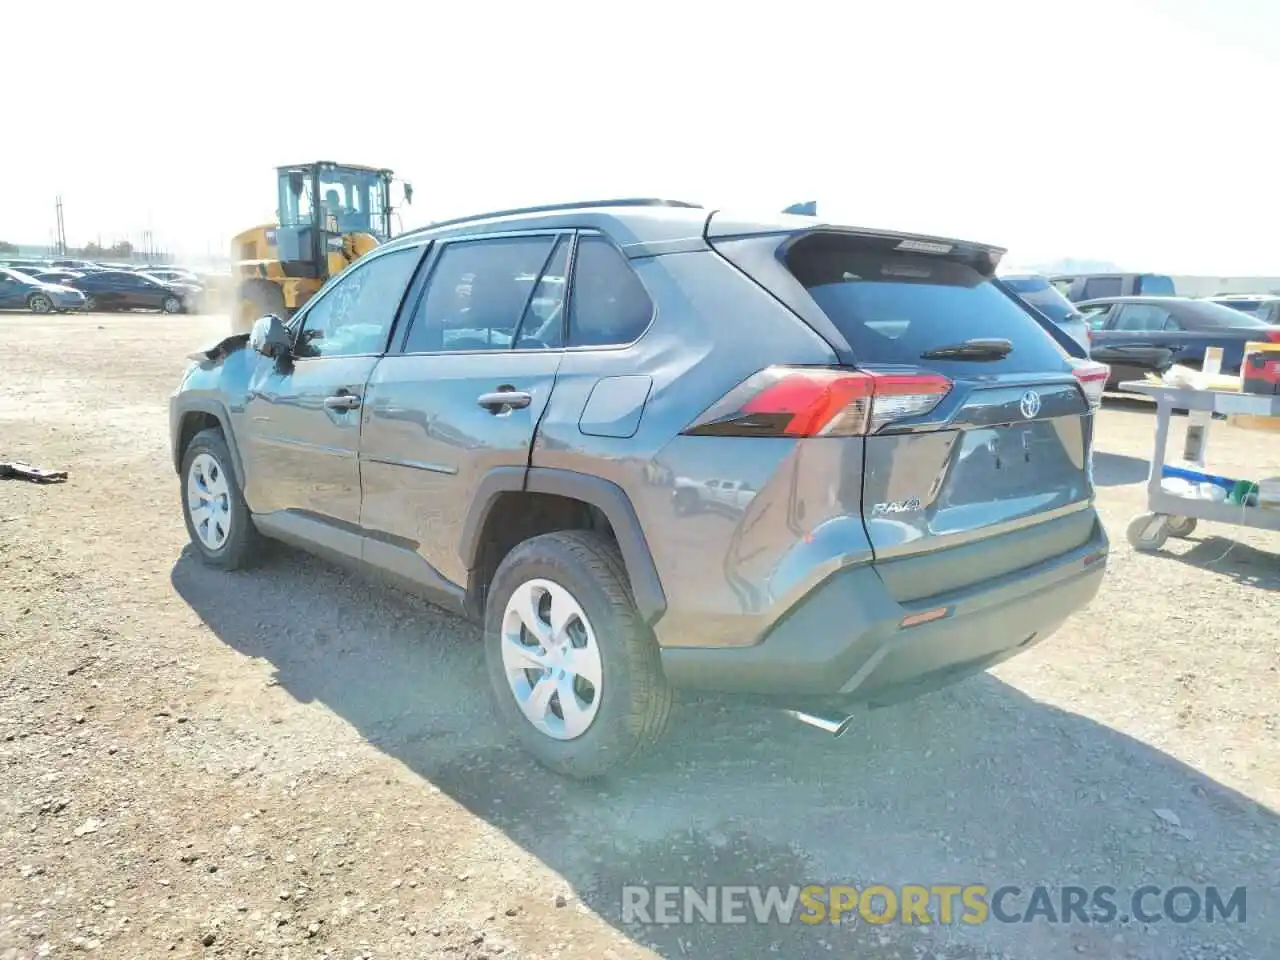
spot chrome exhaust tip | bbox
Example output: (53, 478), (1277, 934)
(782, 708), (856, 738)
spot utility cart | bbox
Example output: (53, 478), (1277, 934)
(1118, 380), (1280, 552)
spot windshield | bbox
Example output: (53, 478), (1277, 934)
(279, 166), (391, 240)
(1000, 275), (1082, 324)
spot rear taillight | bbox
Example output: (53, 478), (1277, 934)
(1265, 329), (1280, 343)
(682, 367), (952, 438)
(1069, 359), (1109, 409)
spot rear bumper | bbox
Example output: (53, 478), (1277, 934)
(660, 517), (1108, 703)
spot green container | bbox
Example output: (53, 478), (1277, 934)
(1229, 480), (1259, 505)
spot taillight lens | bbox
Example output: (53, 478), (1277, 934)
(1265, 329), (1280, 343)
(682, 367), (952, 438)
(1069, 358), (1109, 409)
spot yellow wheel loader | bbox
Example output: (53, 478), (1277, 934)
(229, 161), (412, 333)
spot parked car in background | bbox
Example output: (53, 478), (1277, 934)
(68, 269), (201, 313)
(1207, 294), (1280, 326)
(999, 274), (1091, 353)
(0, 259), (52, 274)
(49, 259), (104, 271)
(30, 270), (85, 286)
(170, 198), (1110, 777)
(1051, 273), (1176, 302)
(0, 267), (87, 313)
(144, 267), (203, 287)
(1079, 295), (1280, 388)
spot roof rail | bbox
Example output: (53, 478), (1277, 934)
(401, 198), (703, 236)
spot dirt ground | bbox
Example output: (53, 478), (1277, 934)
(1, 312), (1278, 960)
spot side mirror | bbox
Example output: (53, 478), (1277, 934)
(249, 314), (292, 362)
(403, 182), (414, 205)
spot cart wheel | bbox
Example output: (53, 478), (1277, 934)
(1127, 513), (1171, 552)
(1165, 516), (1198, 539)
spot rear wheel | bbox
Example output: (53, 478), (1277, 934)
(27, 293), (53, 314)
(484, 530), (673, 779)
(83, 295), (98, 311)
(161, 295), (183, 314)
(1165, 516), (1197, 538)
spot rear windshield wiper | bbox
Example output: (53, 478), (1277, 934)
(920, 338), (1014, 360)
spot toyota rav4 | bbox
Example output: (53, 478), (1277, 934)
(170, 199), (1110, 778)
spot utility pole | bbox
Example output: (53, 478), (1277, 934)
(54, 195), (67, 256)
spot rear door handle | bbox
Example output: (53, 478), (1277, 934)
(324, 393), (361, 410)
(477, 389), (532, 412)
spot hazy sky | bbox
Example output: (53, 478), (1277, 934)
(6, 0), (1278, 273)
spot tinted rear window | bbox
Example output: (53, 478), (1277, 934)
(1181, 300), (1274, 329)
(1136, 274), (1175, 296)
(784, 235), (1068, 373)
(1083, 277), (1123, 299)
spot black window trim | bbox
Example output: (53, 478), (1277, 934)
(392, 228), (573, 357)
(287, 241), (432, 361)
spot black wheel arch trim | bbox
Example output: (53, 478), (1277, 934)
(172, 398), (245, 482)
(459, 466), (668, 626)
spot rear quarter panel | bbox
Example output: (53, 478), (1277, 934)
(531, 248), (873, 648)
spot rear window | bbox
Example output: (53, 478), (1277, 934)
(1136, 274), (1175, 296)
(1212, 299), (1262, 314)
(784, 235), (1069, 372)
(1083, 277), (1123, 299)
(1181, 300), (1274, 329)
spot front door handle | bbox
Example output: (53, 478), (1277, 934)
(324, 393), (361, 411)
(477, 389), (532, 412)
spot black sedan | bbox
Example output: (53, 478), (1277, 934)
(1079, 296), (1280, 388)
(67, 269), (202, 313)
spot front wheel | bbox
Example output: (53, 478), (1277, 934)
(180, 428), (262, 570)
(161, 295), (183, 314)
(27, 293), (53, 314)
(484, 530), (673, 779)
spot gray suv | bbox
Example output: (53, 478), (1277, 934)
(171, 199), (1110, 778)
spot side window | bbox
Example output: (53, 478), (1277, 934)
(1050, 278), (1074, 297)
(1083, 277), (1123, 299)
(295, 247), (421, 358)
(1113, 304), (1171, 331)
(567, 236), (654, 347)
(400, 235), (559, 353)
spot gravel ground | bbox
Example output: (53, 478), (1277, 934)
(1, 312), (1277, 960)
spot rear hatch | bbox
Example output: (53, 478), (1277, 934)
(708, 224), (1102, 598)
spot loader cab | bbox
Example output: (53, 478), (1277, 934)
(274, 162), (395, 279)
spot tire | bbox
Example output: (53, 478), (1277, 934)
(179, 428), (262, 570)
(161, 295), (183, 314)
(673, 488), (698, 516)
(237, 278), (287, 327)
(27, 293), (53, 314)
(1126, 512), (1170, 553)
(1165, 516), (1197, 539)
(484, 530), (673, 779)
(83, 295), (98, 311)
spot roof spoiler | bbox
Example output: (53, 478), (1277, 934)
(781, 201), (817, 216)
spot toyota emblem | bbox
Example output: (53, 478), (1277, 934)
(1020, 390), (1042, 420)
